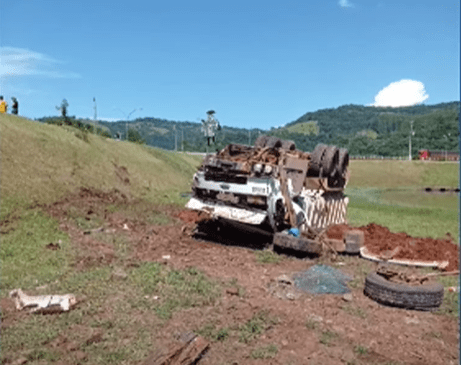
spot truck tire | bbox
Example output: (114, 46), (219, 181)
(364, 271), (444, 311)
(254, 135), (270, 148)
(321, 146), (339, 177)
(266, 137), (283, 149)
(309, 144), (327, 176)
(338, 148), (349, 176)
(281, 140), (296, 151)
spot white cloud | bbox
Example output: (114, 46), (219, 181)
(0, 47), (80, 79)
(338, 0), (354, 8)
(372, 79), (429, 107)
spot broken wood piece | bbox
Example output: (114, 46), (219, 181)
(143, 335), (209, 365)
(326, 238), (345, 252)
(380, 246), (401, 261)
(9, 289), (77, 314)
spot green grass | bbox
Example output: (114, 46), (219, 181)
(255, 250), (282, 264)
(347, 160), (459, 189)
(343, 160), (459, 241)
(346, 187), (458, 241)
(130, 263), (221, 319)
(195, 323), (230, 342)
(354, 345), (368, 355)
(341, 304), (367, 319)
(0, 209), (71, 291)
(319, 330), (339, 346)
(250, 344), (278, 359)
(239, 311), (278, 343)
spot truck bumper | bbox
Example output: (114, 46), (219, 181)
(186, 197), (267, 225)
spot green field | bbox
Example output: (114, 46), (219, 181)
(346, 160), (459, 241)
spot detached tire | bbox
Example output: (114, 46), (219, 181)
(321, 146), (339, 177)
(338, 148), (349, 176)
(254, 135), (270, 148)
(364, 272), (444, 311)
(309, 144), (327, 175)
(281, 139), (296, 151)
(266, 136), (283, 149)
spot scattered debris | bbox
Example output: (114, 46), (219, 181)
(268, 273), (302, 300)
(46, 242), (61, 250)
(342, 293), (353, 302)
(83, 226), (105, 235)
(276, 274), (294, 285)
(376, 266), (459, 286)
(293, 265), (353, 295)
(361, 246), (449, 270)
(226, 287), (239, 296)
(143, 334), (209, 365)
(111, 267), (128, 280)
(9, 289), (77, 314)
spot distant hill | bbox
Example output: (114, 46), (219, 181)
(271, 102), (460, 156)
(38, 101), (459, 157)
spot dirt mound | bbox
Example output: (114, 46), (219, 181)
(327, 223), (459, 271)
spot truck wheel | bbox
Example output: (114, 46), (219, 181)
(266, 137), (283, 149)
(321, 146), (339, 177)
(364, 272), (444, 311)
(338, 148), (349, 176)
(309, 144), (327, 176)
(254, 135), (270, 148)
(281, 140), (296, 151)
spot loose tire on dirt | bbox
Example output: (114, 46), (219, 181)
(266, 136), (283, 149)
(364, 271), (444, 311)
(321, 146), (339, 177)
(309, 144), (327, 176)
(254, 135), (270, 148)
(281, 140), (296, 151)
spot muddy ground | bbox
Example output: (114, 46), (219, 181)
(2, 188), (459, 365)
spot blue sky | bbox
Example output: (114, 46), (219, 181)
(1, 0), (459, 129)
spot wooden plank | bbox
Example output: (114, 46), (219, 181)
(273, 233), (322, 255)
(143, 335), (209, 365)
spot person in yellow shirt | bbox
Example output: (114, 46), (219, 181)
(0, 96), (8, 113)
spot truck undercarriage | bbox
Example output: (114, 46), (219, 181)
(186, 136), (352, 255)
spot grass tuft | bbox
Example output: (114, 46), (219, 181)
(250, 344), (278, 359)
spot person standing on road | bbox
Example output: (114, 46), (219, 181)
(11, 97), (18, 115)
(0, 96), (8, 114)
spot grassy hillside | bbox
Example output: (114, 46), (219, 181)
(1, 114), (202, 218)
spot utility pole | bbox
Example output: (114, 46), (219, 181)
(409, 120), (414, 161)
(182, 128), (184, 152)
(174, 125), (177, 151)
(93, 97), (97, 121)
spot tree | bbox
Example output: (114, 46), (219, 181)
(127, 128), (145, 144)
(56, 99), (69, 124)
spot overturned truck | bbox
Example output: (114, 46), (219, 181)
(186, 136), (353, 255)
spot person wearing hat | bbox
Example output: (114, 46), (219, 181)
(0, 96), (8, 114)
(11, 97), (18, 115)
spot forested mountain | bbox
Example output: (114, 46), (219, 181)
(38, 101), (459, 157)
(271, 102), (459, 156)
